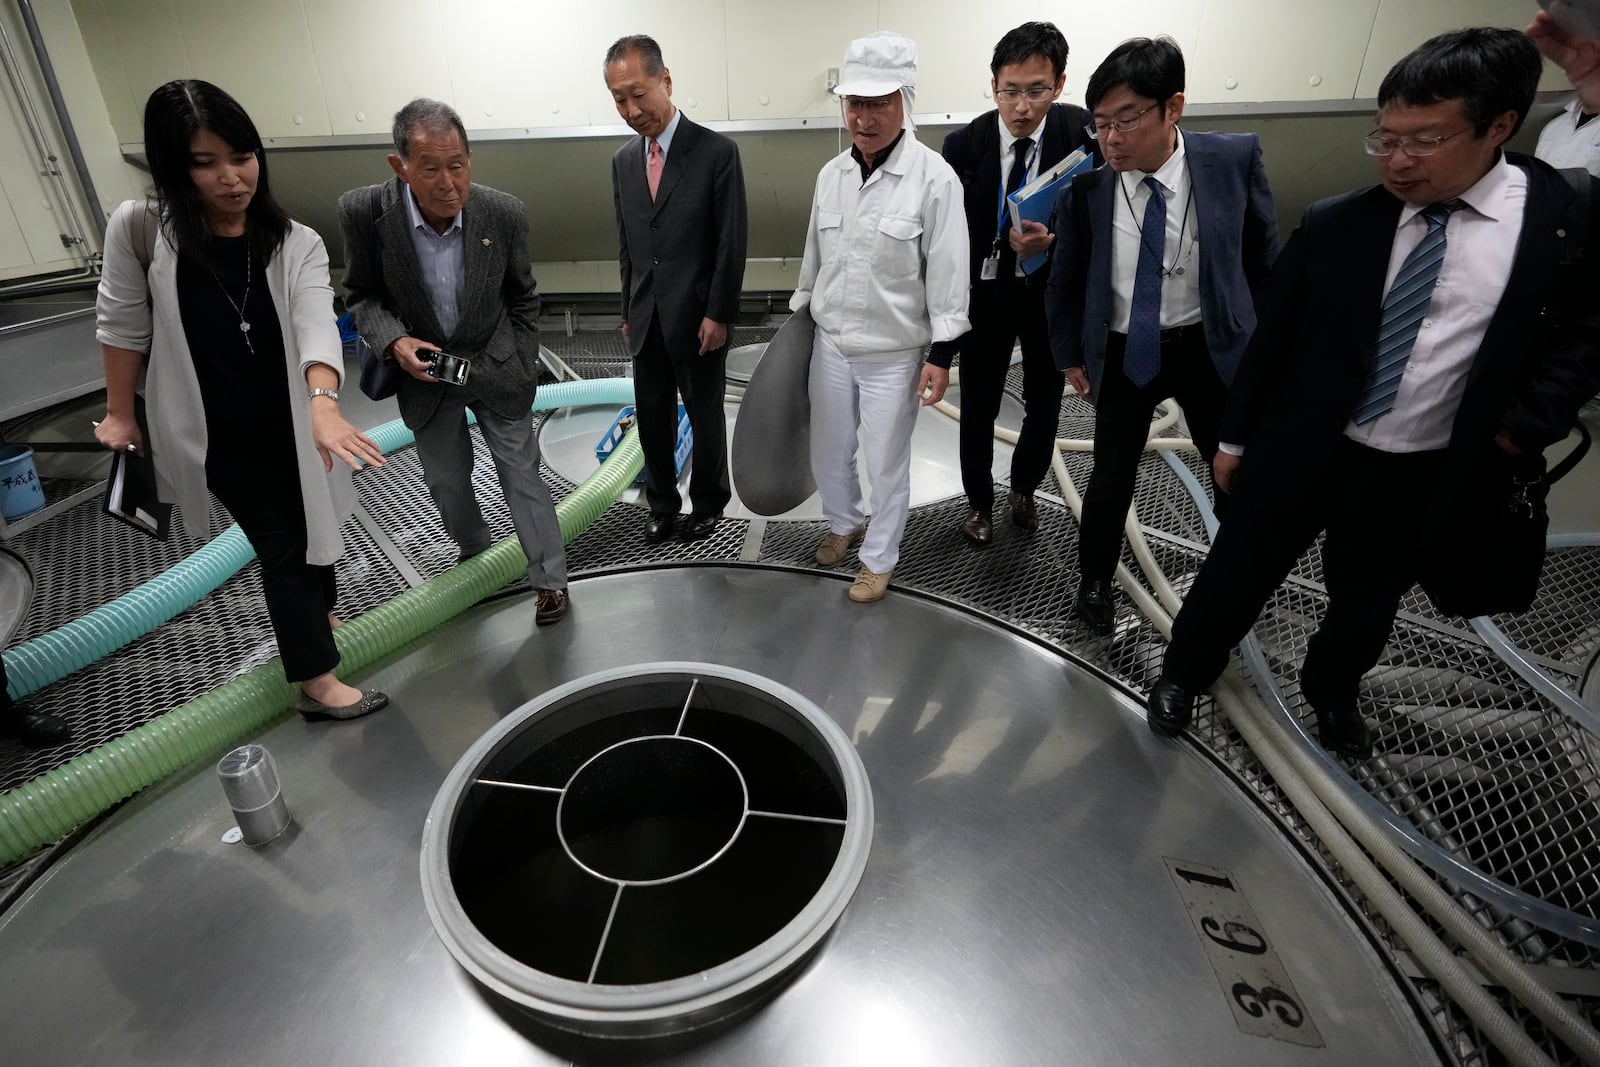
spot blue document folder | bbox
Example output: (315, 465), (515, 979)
(1007, 148), (1096, 274)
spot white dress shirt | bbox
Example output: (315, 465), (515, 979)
(1535, 99), (1600, 178)
(999, 112), (1044, 201)
(790, 133), (971, 360)
(403, 187), (464, 338)
(1343, 154), (1526, 453)
(1110, 131), (1202, 332)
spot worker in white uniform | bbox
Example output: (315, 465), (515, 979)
(791, 31), (971, 603)
(1529, 6), (1600, 175)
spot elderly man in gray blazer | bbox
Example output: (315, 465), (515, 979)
(606, 34), (748, 543)
(339, 98), (569, 624)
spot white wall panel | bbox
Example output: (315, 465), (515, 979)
(439, 1), (589, 130)
(169, 0), (328, 137)
(68, 0), (137, 139)
(1357, 1), (1561, 98)
(1190, 0), (1381, 103)
(726, 0), (876, 120)
(583, 3), (731, 124)
(0, 97), (50, 270)
(1044, 2), (1204, 107)
(303, 0), (452, 139)
(878, 1), (1041, 116)
(79, 0), (188, 141)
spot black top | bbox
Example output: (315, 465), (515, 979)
(176, 234), (294, 463)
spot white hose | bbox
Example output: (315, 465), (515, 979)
(1028, 400), (1597, 1066)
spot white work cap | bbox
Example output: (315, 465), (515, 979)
(834, 31), (917, 98)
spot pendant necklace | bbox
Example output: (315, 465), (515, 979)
(211, 238), (254, 355)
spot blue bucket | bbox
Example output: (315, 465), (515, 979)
(0, 444), (46, 520)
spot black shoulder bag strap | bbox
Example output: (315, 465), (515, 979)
(959, 109), (999, 186)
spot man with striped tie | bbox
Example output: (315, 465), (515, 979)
(1146, 28), (1600, 755)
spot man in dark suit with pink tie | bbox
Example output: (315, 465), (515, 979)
(606, 35), (749, 544)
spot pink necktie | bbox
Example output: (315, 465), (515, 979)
(647, 139), (663, 201)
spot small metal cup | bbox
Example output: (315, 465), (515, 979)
(217, 744), (291, 846)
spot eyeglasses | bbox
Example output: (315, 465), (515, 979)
(1361, 127), (1472, 157)
(843, 96), (897, 113)
(994, 86), (1057, 104)
(1083, 104), (1158, 139)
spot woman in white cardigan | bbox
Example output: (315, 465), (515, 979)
(95, 80), (388, 721)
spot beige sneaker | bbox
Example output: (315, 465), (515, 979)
(815, 525), (866, 566)
(848, 566), (892, 603)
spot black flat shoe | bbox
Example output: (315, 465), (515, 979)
(0, 708), (72, 748)
(645, 512), (676, 542)
(681, 512), (721, 541)
(1146, 679), (1196, 736)
(1074, 579), (1115, 634)
(296, 689), (389, 722)
(1314, 707), (1373, 760)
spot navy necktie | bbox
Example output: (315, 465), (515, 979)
(1353, 202), (1459, 425)
(1124, 175), (1167, 387)
(1000, 136), (1033, 246)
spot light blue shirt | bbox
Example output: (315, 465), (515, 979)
(649, 108), (684, 169)
(402, 187), (465, 338)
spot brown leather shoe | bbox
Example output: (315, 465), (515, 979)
(960, 509), (993, 547)
(1009, 491), (1039, 531)
(535, 588), (570, 626)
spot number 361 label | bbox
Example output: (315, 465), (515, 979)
(1165, 858), (1325, 1048)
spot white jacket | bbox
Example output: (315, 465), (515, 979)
(95, 200), (353, 563)
(791, 133), (970, 359)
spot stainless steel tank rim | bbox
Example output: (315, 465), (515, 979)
(419, 661), (874, 1027)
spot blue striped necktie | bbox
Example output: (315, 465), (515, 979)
(1353, 201), (1460, 425)
(1124, 176), (1167, 387)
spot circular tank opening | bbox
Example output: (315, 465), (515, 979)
(420, 663), (874, 1038)
(559, 736), (748, 884)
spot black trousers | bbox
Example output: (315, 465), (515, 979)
(1164, 439), (1446, 710)
(1077, 327), (1226, 582)
(208, 449), (339, 684)
(633, 313), (731, 516)
(958, 277), (1064, 513)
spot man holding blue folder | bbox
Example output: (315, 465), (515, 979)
(1046, 36), (1278, 634)
(943, 22), (1098, 547)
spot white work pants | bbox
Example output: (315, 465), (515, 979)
(808, 330), (923, 574)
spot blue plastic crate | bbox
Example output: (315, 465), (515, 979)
(595, 405), (693, 486)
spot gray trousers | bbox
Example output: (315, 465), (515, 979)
(413, 387), (567, 591)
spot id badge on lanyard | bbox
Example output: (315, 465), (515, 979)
(984, 139), (1039, 281)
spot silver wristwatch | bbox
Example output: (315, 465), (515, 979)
(307, 388), (340, 403)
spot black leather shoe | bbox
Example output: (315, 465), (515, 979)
(1009, 491), (1039, 531)
(681, 512), (721, 541)
(960, 509), (993, 547)
(1314, 707), (1373, 760)
(645, 512), (676, 542)
(1074, 579), (1115, 634)
(0, 707), (72, 748)
(1146, 679), (1196, 736)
